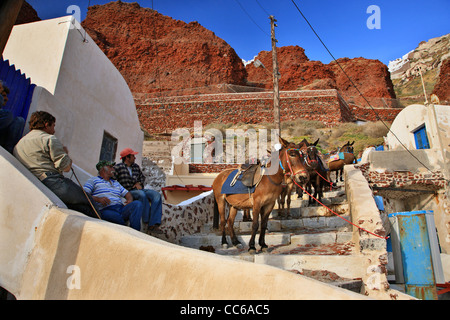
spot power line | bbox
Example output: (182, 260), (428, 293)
(289, 0), (445, 180)
(234, 0), (270, 37)
(255, 0), (270, 17)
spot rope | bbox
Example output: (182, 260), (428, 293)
(314, 168), (333, 191)
(71, 168), (102, 220)
(284, 150), (389, 240)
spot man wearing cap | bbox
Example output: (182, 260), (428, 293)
(83, 160), (143, 231)
(114, 148), (163, 234)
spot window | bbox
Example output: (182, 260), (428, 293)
(190, 141), (205, 164)
(413, 125), (430, 149)
(99, 131), (118, 162)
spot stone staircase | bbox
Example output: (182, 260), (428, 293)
(179, 184), (365, 292)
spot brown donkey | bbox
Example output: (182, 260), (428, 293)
(277, 138), (321, 214)
(325, 141), (356, 184)
(212, 137), (309, 253)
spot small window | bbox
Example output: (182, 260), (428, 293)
(191, 142), (205, 164)
(413, 125), (430, 149)
(100, 131), (118, 162)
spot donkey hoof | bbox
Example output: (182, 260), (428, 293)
(222, 243), (229, 249)
(260, 246), (269, 253)
(235, 243), (243, 249)
(248, 247), (257, 254)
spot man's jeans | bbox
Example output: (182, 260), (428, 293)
(99, 202), (142, 231)
(0, 109), (24, 153)
(130, 189), (162, 226)
(42, 173), (99, 219)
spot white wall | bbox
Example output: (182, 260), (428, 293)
(0, 147), (65, 294)
(2, 16), (68, 95)
(387, 105), (449, 154)
(3, 16), (144, 176)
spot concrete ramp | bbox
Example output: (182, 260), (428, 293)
(0, 147), (367, 299)
(0, 147), (65, 295)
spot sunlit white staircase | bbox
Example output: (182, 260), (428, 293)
(180, 184), (365, 292)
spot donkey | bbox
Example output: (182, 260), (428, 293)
(325, 141), (356, 184)
(212, 137), (309, 253)
(278, 138), (323, 212)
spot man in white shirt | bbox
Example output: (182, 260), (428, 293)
(14, 111), (98, 218)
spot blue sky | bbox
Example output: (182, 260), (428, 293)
(27, 0), (450, 66)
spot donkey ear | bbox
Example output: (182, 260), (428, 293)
(313, 138), (319, 146)
(279, 137), (289, 148)
(351, 141), (355, 145)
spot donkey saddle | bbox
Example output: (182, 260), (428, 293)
(231, 163), (263, 188)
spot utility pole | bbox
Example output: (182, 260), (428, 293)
(270, 15), (280, 137)
(417, 66), (429, 104)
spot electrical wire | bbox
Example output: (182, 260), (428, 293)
(234, 0), (270, 37)
(289, 0), (448, 181)
(255, 0), (271, 17)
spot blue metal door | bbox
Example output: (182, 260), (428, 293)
(389, 211), (438, 300)
(413, 125), (430, 149)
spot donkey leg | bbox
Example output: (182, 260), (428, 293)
(286, 191), (292, 217)
(216, 198), (229, 248)
(248, 207), (261, 254)
(259, 204), (275, 252)
(243, 209), (251, 222)
(306, 182), (313, 206)
(277, 194), (285, 218)
(227, 207), (242, 248)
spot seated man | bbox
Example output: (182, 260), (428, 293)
(0, 81), (25, 153)
(84, 160), (143, 231)
(114, 148), (162, 234)
(14, 111), (98, 218)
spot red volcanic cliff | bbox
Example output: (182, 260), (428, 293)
(15, 1), (41, 25)
(81, 1), (247, 93)
(246, 46), (396, 107)
(246, 46), (335, 90)
(80, 1), (396, 107)
(432, 59), (450, 104)
(329, 57), (396, 106)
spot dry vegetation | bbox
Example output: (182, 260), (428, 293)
(204, 119), (391, 156)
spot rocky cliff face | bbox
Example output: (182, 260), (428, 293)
(246, 46), (336, 90)
(15, 1), (40, 25)
(20, 1), (399, 110)
(246, 46), (396, 107)
(389, 33), (450, 104)
(81, 1), (247, 93)
(389, 34), (450, 81)
(329, 57), (396, 106)
(432, 58), (450, 104)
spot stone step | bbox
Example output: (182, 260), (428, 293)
(252, 254), (365, 282)
(180, 232), (292, 249)
(280, 214), (351, 231)
(180, 228), (353, 250)
(188, 234), (362, 281)
(177, 183), (365, 287)
(236, 214), (352, 233)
